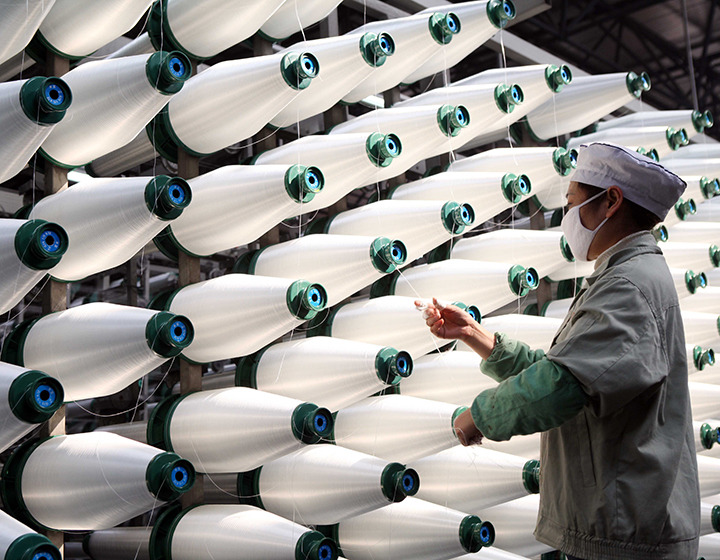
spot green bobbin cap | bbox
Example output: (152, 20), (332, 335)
(9, 370), (64, 424)
(235, 346), (268, 389)
(560, 235), (575, 262)
(376, 347), (413, 385)
(553, 147), (578, 176)
(545, 64), (572, 93)
(148, 503), (184, 560)
(281, 52), (320, 91)
(459, 515), (495, 552)
(360, 32), (395, 68)
(0, 437), (49, 529)
(236, 468), (264, 508)
(451, 406), (469, 438)
(147, 110), (181, 162)
(370, 237), (407, 273)
(291, 402), (333, 444)
(441, 201), (475, 234)
(523, 459), (540, 493)
(381, 462), (419, 502)
(710, 245), (720, 268)
(437, 104), (470, 137)
(685, 269), (708, 294)
(524, 303), (539, 316)
(652, 225), (669, 243)
(286, 280), (327, 320)
(494, 83), (524, 114)
(366, 132), (402, 168)
(296, 531), (337, 560)
(428, 12), (461, 45)
(286, 165), (324, 203)
(700, 348), (715, 371)
(700, 422), (716, 449)
(146, 311), (194, 358)
(692, 110), (715, 133)
(369, 272), (399, 298)
(146, 393), (183, 449)
(675, 198), (697, 220)
(666, 127), (689, 151)
(501, 173), (532, 204)
(549, 207), (564, 227)
(557, 278), (583, 299)
(315, 526), (344, 558)
(700, 177), (718, 199)
(712, 505), (720, 533)
(0, 317), (41, 366)
(146, 452), (195, 501)
(626, 71), (651, 98)
(509, 265), (539, 297)
(5, 533), (60, 560)
(146, 51), (192, 95)
(147, 0), (195, 59)
(487, 0), (516, 28)
(19, 76), (72, 126)
(453, 302), (481, 323)
(14, 219), (68, 271)
(145, 176), (192, 220)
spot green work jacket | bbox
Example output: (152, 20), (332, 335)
(472, 231), (700, 560)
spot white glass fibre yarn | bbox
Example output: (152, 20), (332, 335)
(399, 351), (497, 406)
(95, 421), (149, 444)
(566, 126), (688, 159)
(594, 109), (713, 137)
(660, 241), (719, 273)
(166, 387), (327, 473)
(540, 298), (573, 320)
(18, 303), (178, 401)
(325, 199), (473, 264)
(681, 288), (720, 314)
(0, 509), (60, 560)
(29, 176), (190, 282)
(690, 382), (720, 421)
(36, 0), (153, 59)
(457, 314), (562, 353)
(247, 337), (410, 412)
(682, 311), (720, 348)
(332, 395), (463, 463)
(410, 446), (537, 512)
(335, 497), (490, 560)
(685, 198), (720, 224)
(699, 533), (720, 560)
(341, 12), (459, 105)
(481, 433), (541, 460)
(256, 444), (418, 524)
(0, 0), (56, 66)
(254, 133), (395, 215)
(260, 0), (343, 42)
(166, 274), (323, 363)
(452, 549), (532, 560)
(83, 528), (151, 560)
(701, 502), (720, 537)
(270, 32), (396, 128)
(85, 129), (159, 178)
(451, 229), (573, 278)
(545, 260), (595, 282)
(525, 72), (650, 140)
(698, 455), (720, 498)
(666, 158), (720, 185)
(475, 495), (554, 557)
(248, 234), (406, 307)
(39, 53), (187, 168)
(672, 143), (720, 160)
(162, 165), (320, 258)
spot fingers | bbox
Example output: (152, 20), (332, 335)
(433, 297), (445, 310)
(429, 318), (445, 336)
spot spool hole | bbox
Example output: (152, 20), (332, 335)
(170, 320), (187, 342)
(468, 309), (478, 321)
(380, 37), (390, 51)
(402, 474), (414, 491)
(41, 230), (61, 252)
(169, 57), (185, 77)
(480, 526), (491, 543)
(391, 244), (404, 262)
(318, 545), (333, 560)
(307, 287), (323, 309)
(314, 413), (329, 432)
(169, 184), (185, 204)
(397, 357), (408, 374)
(301, 56), (316, 75)
(35, 384), (56, 407)
(446, 14), (458, 32)
(386, 138), (398, 155)
(44, 84), (64, 105)
(171, 465), (189, 487)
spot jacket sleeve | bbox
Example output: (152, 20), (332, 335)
(479, 332), (547, 382)
(471, 357), (589, 441)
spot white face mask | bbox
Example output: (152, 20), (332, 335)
(561, 190), (609, 262)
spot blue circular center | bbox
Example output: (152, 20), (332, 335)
(402, 474), (415, 491)
(44, 84), (64, 106)
(446, 14), (458, 32)
(305, 171), (321, 192)
(700, 274), (708, 288)
(40, 230), (61, 253)
(306, 287), (324, 309)
(526, 271), (537, 287)
(380, 36), (391, 53)
(641, 75), (649, 88)
(570, 152), (578, 165)
(171, 466), (189, 488)
(168, 184), (186, 204)
(511, 86), (521, 102)
(709, 350), (716, 365)
(455, 108), (466, 125)
(385, 137), (399, 155)
(689, 200), (697, 213)
(34, 384), (56, 408)
(480, 526), (491, 544)
(680, 130), (688, 142)
(503, 2), (513, 16)
(659, 229), (668, 242)
(396, 357), (408, 374)
(168, 57), (186, 78)
(33, 554), (54, 560)
(468, 308), (478, 321)
(170, 320), (188, 343)
(461, 206), (471, 224)
(318, 544), (333, 560)
(391, 243), (405, 263)
(716, 427), (720, 443)
(518, 177), (530, 194)
(314, 412), (329, 432)
(561, 69), (569, 81)
(301, 55), (316, 76)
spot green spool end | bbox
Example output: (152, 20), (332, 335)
(494, 83), (524, 114)
(14, 219), (68, 271)
(675, 198), (697, 221)
(281, 52), (320, 91)
(437, 104), (470, 137)
(700, 422), (716, 449)
(553, 147), (577, 176)
(360, 32), (395, 68)
(509, 265), (539, 297)
(291, 402), (333, 444)
(545, 64), (572, 93)
(626, 71), (651, 98)
(286, 165), (324, 203)
(145, 176), (192, 220)
(487, 0), (516, 28)
(501, 173), (532, 204)
(652, 225), (669, 243)
(296, 531), (338, 560)
(146, 452), (196, 501)
(712, 505), (720, 533)
(146, 311), (194, 358)
(428, 12), (461, 45)
(692, 110), (715, 133)
(146, 51), (192, 95)
(5, 533), (61, 560)
(148, 503), (184, 560)
(666, 127), (689, 151)
(0, 438), (48, 529)
(9, 370), (64, 424)
(523, 459), (541, 493)
(236, 468), (264, 508)
(700, 177), (719, 200)
(370, 237), (407, 273)
(381, 462), (419, 503)
(20, 76), (72, 125)
(376, 347), (413, 385)
(685, 269), (707, 295)
(286, 280), (327, 320)
(366, 132), (402, 168)
(459, 515), (495, 552)
(441, 201), (475, 234)
(560, 235), (575, 262)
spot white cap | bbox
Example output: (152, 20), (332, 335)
(570, 142), (686, 220)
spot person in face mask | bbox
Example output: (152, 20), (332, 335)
(418, 142), (699, 560)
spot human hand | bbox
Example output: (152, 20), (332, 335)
(453, 408), (483, 446)
(415, 297), (478, 341)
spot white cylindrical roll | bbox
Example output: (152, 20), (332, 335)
(681, 288), (720, 314)
(270, 32), (396, 128)
(672, 143), (720, 160)
(167, 274), (327, 363)
(668, 221), (720, 244)
(566, 126), (689, 159)
(411, 446), (538, 512)
(683, 311), (720, 347)
(165, 387), (332, 473)
(255, 445), (419, 524)
(0, 509), (60, 560)
(481, 433), (542, 460)
(661, 241), (719, 273)
(690, 382), (720, 420)
(6, 302), (193, 401)
(336, 497), (494, 560)
(333, 395), (463, 463)
(37, 0), (153, 59)
(451, 229), (574, 278)
(255, 133), (400, 214)
(260, 0), (343, 41)
(246, 234), (407, 307)
(244, 337), (412, 411)
(699, 455), (720, 498)
(685, 197), (720, 224)
(40, 52), (191, 168)
(0, 0), (56, 65)
(541, 298), (573, 319)
(399, 351), (496, 406)
(162, 165), (322, 258)
(4, 432), (194, 530)
(595, 109), (714, 137)
(670, 267), (707, 298)
(458, 314), (562, 352)
(30, 175), (191, 281)
(391, 260), (539, 317)
(476, 495), (554, 557)
(86, 129), (158, 178)
(525, 71), (651, 140)
(83, 528), (151, 560)
(699, 533), (720, 559)
(665, 158), (720, 183)
(96, 421), (149, 444)
(702, 502), (720, 537)
(0, 77), (72, 183)
(0, 362), (64, 454)
(0, 218), (68, 314)
(452, 549), (532, 560)
(341, 12), (460, 104)
(325, 199), (474, 263)
(545, 260), (597, 282)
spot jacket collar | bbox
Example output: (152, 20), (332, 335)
(585, 230), (660, 287)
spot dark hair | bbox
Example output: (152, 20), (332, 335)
(576, 182), (662, 231)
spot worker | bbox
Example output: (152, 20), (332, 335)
(419, 142), (700, 560)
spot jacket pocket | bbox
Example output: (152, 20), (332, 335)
(574, 411), (597, 488)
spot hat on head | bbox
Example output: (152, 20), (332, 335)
(570, 142), (686, 220)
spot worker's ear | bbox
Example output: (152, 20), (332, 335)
(605, 186), (624, 218)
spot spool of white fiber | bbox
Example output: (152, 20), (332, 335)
(679, 175), (720, 201)
(0, 432), (195, 531)
(29, 175), (191, 282)
(260, 0), (344, 41)
(702, 502), (720, 536)
(481, 433), (542, 460)
(666, 158), (720, 185)
(681, 288), (720, 314)
(682, 311), (720, 347)
(0, 302), (194, 401)
(0, 510), (61, 560)
(671, 143), (720, 160)
(539, 298), (573, 319)
(661, 241), (720, 272)
(595, 109), (714, 137)
(566, 126), (689, 159)
(699, 533), (720, 559)
(0, 218), (68, 315)
(456, 314), (562, 353)
(83, 528), (150, 560)
(85, 130), (159, 178)
(698, 455), (720, 498)
(0, 76), (72, 183)
(238, 336), (412, 411)
(0, 0), (56, 66)
(165, 274), (327, 363)
(40, 51), (191, 168)
(684, 198), (720, 224)
(545, 260), (595, 282)
(240, 445), (419, 524)
(453, 549), (532, 560)
(332, 394), (465, 463)
(690, 382), (720, 420)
